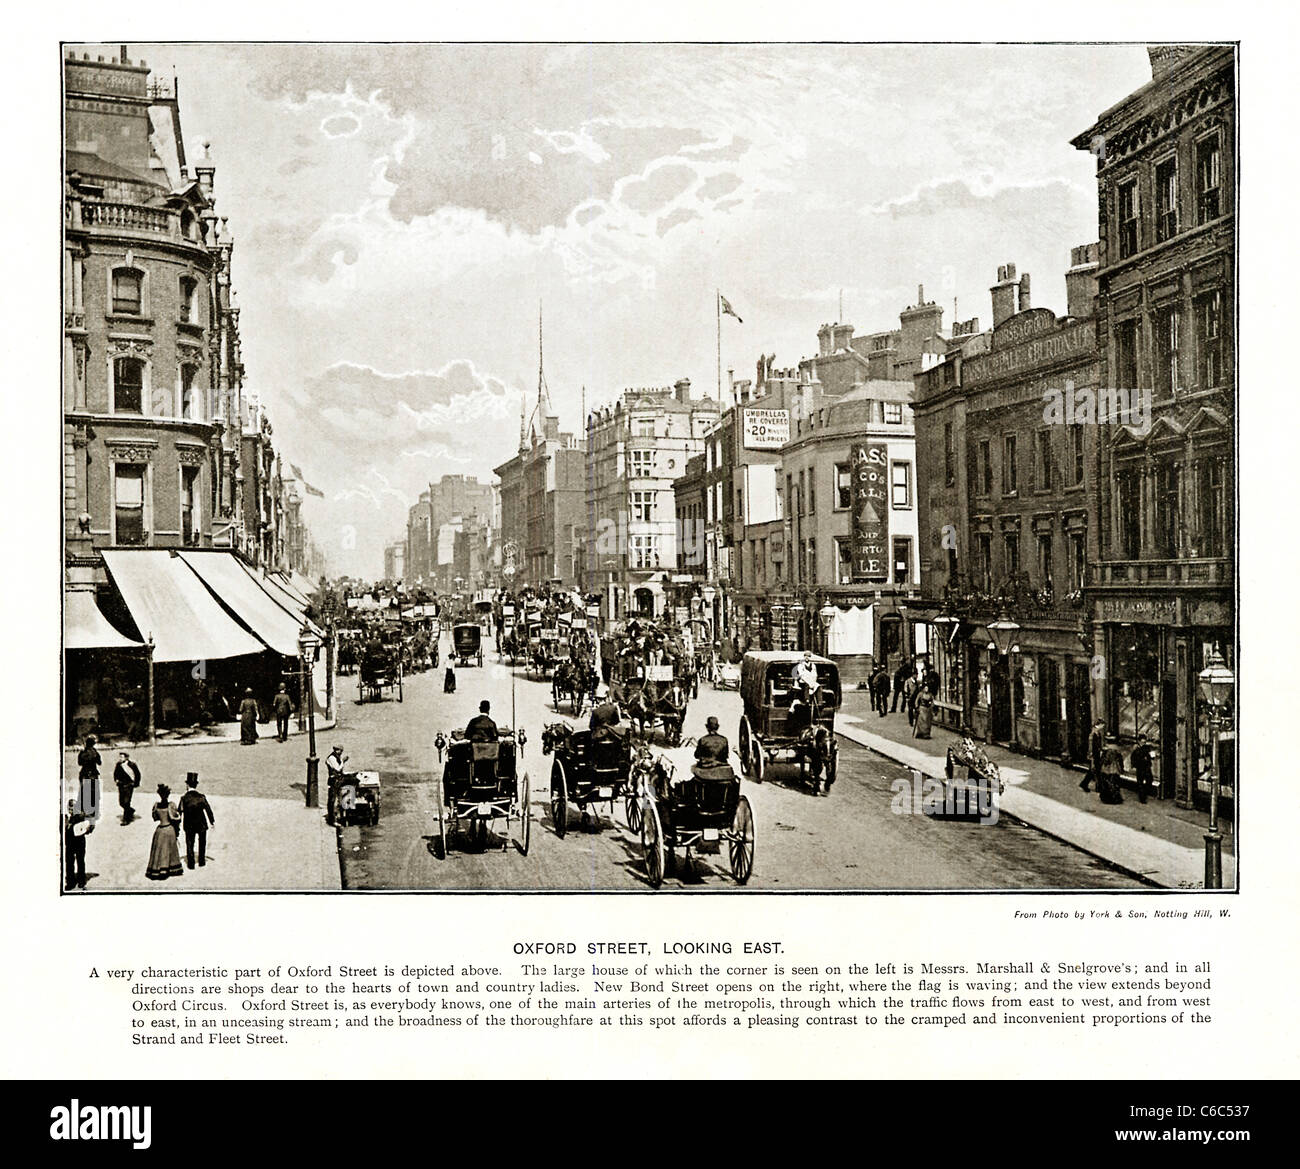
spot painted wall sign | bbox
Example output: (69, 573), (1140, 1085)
(742, 408), (790, 450)
(850, 442), (889, 582)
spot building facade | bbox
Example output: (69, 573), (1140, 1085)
(586, 379), (720, 620)
(1072, 45), (1236, 808)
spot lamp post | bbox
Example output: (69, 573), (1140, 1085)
(819, 604), (837, 657)
(298, 625), (322, 808)
(1198, 645), (1234, 889)
(987, 611), (1021, 657)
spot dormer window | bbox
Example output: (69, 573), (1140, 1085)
(112, 269), (143, 315)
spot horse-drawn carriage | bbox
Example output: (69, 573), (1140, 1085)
(451, 622), (484, 667)
(737, 652), (839, 794)
(357, 642), (404, 703)
(551, 655), (596, 716)
(635, 748), (755, 889)
(541, 722), (633, 836)
(527, 628), (559, 680)
(431, 728), (530, 857)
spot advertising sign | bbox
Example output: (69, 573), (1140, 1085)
(850, 442), (889, 582)
(742, 408), (790, 450)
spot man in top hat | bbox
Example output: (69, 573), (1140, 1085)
(1131, 733), (1156, 804)
(589, 685), (624, 742)
(272, 683), (294, 742)
(113, 751), (141, 823)
(465, 700), (498, 743)
(177, 773), (215, 869)
(64, 799), (92, 890)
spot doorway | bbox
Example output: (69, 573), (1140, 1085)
(1160, 678), (1177, 801)
(1040, 657), (1062, 756)
(990, 654), (1012, 743)
(1066, 662), (1091, 763)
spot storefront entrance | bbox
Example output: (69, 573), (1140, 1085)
(1039, 657), (1061, 756)
(990, 654), (1012, 743)
(1066, 661), (1092, 764)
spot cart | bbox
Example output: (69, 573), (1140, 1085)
(431, 729), (530, 857)
(451, 623), (484, 667)
(737, 651), (839, 794)
(357, 644), (404, 703)
(335, 770), (381, 827)
(541, 722), (632, 836)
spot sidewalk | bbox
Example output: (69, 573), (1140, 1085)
(73, 713), (338, 752)
(837, 692), (1234, 890)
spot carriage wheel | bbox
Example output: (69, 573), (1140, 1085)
(751, 737), (765, 784)
(625, 779), (643, 835)
(516, 773), (531, 856)
(738, 719), (751, 776)
(642, 799), (665, 889)
(730, 795), (755, 885)
(551, 760), (568, 839)
(477, 651), (483, 667)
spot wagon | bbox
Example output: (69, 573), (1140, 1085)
(635, 750), (754, 888)
(541, 722), (633, 836)
(357, 644), (404, 703)
(451, 622), (484, 667)
(431, 729), (530, 857)
(737, 651), (839, 794)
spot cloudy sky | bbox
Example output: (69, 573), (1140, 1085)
(116, 42), (1151, 577)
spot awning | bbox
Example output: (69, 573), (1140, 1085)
(64, 591), (142, 651)
(177, 552), (315, 658)
(286, 570), (318, 603)
(271, 572), (311, 607)
(256, 570), (311, 622)
(101, 550), (265, 663)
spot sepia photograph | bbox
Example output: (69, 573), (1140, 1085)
(60, 39), (1237, 894)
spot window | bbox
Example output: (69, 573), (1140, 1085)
(890, 461), (911, 508)
(807, 538), (816, 581)
(1071, 425), (1086, 486)
(884, 401), (903, 424)
(1002, 435), (1018, 495)
(1197, 135), (1221, 223)
(179, 277), (197, 323)
(631, 490), (655, 523)
(1154, 307), (1180, 395)
(979, 439), (992, 495)
(112, 268), (143, 315)
(1117, 179), (1139, 258)
(1155, 156), (1178, 243)
(630, 534), (658, 569)
(1115, 319), (1139, 389)
(892, 537), (911, 585)
(976, 533), (992, 592)
(114, 464), (147, 545)
(113, 357), (144, 414)
(180, 364), (198, 419)
(1153, 458), (1182, 558)
(1035, 430), (1053, 491)
(1037, 532), (1054, 590)
(1196, 454), (1228, 557)
(629, 449), (654, 477)
(1117, 467), (1142, 558)
(1069, 529), (1087, 592)
(180, 465), (201, 545)
(1196, 290), (1224, 388)
(796, 540), (806, 583)
(1003, 532), (1020, 577)
(835, 537), (853, 584)
(835, 463), (851, 510)
(633, 417), (655, 438)
(807, 471), (816, 516)
(787, 474), (796, 516)
(944, 423), (955, 486)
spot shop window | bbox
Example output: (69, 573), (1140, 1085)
(1117, 178), (1139, 258)
(1155, 156), (1178, 243)
(114, 464), (147, 545)
(112, 268), (143, 315)
(835, 463), (851, 510)
(113, 357), (144, 414)
(1109, 626), (1161, 741)
(1197, 135), (1221, 223)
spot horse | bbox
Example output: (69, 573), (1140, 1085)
(656, 680), (687, 747)
(552, 660), (589, 716)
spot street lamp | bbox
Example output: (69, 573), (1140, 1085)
(987, 611), (1021, 657)
(819, 603), (837, 655)
(298, 624), (322, 808)
(1198, 645), (1235, 889)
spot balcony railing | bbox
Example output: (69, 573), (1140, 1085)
(80, 199), (184, 241)
(1095, 558), (1231, 587)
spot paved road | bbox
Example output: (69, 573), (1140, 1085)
(338, 633), (1144, 891)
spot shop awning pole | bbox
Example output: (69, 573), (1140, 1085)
(145, 636), (156, 744)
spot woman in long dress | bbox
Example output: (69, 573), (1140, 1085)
(912, 689), (934, 739)
(238, 688), (259, 745)
(145, 784), (184, 881)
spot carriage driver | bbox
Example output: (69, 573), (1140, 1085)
(465, 700), (499, 743)
(589, 685), (625, 741)
(794, 651), (822, 712)
(692, 717), (731, 777)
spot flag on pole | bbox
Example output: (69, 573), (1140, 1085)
(719, 293), (743, 324)
(290, 463), (326, 498)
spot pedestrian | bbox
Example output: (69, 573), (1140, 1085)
(1080, 719), (1105, 792)
(64, 799), (92, 890)
(76, 735), (101, 821)
(924, 666), (940, 697)
(272, 683), (293, 742)
(238, 688), (259, 745)
(177, 772), (215, 869)
(905, 673), (919, 726)
(444, 664), (457, 693)
(1131, 734), (1156, 804)
(1098, 744), (1125, 804)
(874, 666), (890, 717)
(891, 659), (910, 713)
(112, 751), (141, 824)
(145, 784), (184, 881)
(912, 688), (934, 739)
(325, 745), (349, 826)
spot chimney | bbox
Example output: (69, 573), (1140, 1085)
(831, 323), (854, 351)
(898, 287), (944, 362)
(674, 377), (691, 404)
(817, 323), (834, 357)
(1148, 45), (1198, 81)
(1065, 242), (1100, 319)
(1018, 271), (1031, 312)
(990, 262), (1018, 327)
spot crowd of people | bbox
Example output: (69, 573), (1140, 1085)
(865, 658), (941, 739)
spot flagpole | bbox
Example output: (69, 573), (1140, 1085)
(716, 288), (721, 407)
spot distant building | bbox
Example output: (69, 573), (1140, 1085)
(383, 540), (405, 583)
(586, 379), (720, 620)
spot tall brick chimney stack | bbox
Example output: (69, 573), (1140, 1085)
(1065, 243), (1100, 319)
(1018, 271), (1031, 312)
(990, 263), (1018, 327)
(674, 377), (692, 404)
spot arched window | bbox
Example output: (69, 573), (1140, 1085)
(113, 357), (144, 414)
(112, 268), (143, 315)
